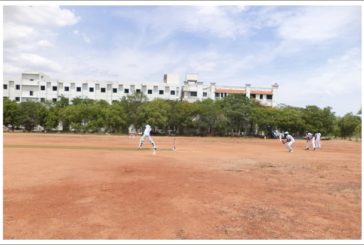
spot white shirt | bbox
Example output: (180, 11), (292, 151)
(143, 125), (152, 136)
(315, 132), (321, 140)
(306, 132), (313, 140)
(286, 134), (295, 142)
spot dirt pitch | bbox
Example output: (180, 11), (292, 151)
(3, 133), (361, 240)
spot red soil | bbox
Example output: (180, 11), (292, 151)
(3, 133), (361, 239)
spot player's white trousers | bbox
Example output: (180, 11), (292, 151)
(287, 141), (294, 151)
(315, 138), (321, 148)
(306, 139), (315, 149)
(139, 135), (157, 149)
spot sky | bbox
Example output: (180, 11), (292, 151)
(2, 4), (362, 116)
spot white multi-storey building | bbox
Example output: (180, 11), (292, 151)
(3, 72), (278, 106)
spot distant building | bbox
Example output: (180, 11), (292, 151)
(3, 72), (278, 106)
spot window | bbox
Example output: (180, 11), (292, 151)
(170, 90), (175, 95)
(41, 76), (43, 79)
(159, 90), (164, 95)
(52, 98), (57, 102)
(148, 89), (153, 94)
(190, 91), (197, 97)
(203, 92), (207, 97)
(124, 88), (129, 94)
(215, 93), (220, 98)
(40, 98), (45, 102)
(89, 87), (94, 92)
(30, 91), (33, 96)
(101, 88), (106, 93)
(15, 97), (20, 102)
(52, 86), (57, 91)
(136, 89), (141, 93)
(40, 85), (45, 91)
(250, 94), (256, 99)
(3, 84), (7, 89)
(260, 94), (263, 99)
(77, 87), (81, 92)
(30, 79), (34, 81)
(65, 86), (69, 92)
(267, 94), (273, 100)
(113, 88), (117, 93)
(16, 85), (20, 90)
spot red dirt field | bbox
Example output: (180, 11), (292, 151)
(3, 133), (361, 240)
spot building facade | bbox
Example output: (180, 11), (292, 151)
(3, 72), (279, 106)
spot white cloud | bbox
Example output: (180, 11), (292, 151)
(3, 22), (35, 42)
(274, 48), (361, 115)
(6, 53), (62, 73)
(114, 6), (249, 41)
(270, 6), (360, 42)
(4, 6), (80, 27)
(73, 29), (91, 43)
(38, 40), (53, 48)
(301, 48), (361, 96)
(3, 6), (80, 77)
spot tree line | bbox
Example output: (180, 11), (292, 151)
(3, 94), (361, 139)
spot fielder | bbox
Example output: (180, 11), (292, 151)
(128, 124), (137, 138)
(304, 131), (315, 150)
(138, 124), (157, 152)
(281, 131), (295, 152)
(314, 132), (321, 149)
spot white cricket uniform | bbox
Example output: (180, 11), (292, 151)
(305, 132), (315, 150)
(314, 132), (321, 149)
(128, 124), (136, 138)
(139, 125), (157, 149)
(285, 134), (295, 152)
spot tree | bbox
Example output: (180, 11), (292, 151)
(338, 113), (361, 139)
(104, 102), (128, 133)
(136, 99), (171, 133)
(221, 94), (253, 136)
(3, 97), (20, 131)
(17, 102), (44, 132)
(275, 106), (305, 136)
(45, 107), (59, 131)
(194, 99), (227, 136)
(173, 101), (199, 135)
(302, 106), (336, 135)
(121, 92), (148, 129)
(251, 105), (280, 137)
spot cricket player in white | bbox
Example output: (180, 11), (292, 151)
(304, 131), (315, 150)
(314, 132), (321, 149)
(138, 124), (157, 152)
(128, 124), (136, 138)
(281, 131), (295, 152)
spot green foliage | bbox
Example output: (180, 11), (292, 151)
(220, 94), (253, 135)
(275, 106), (305, 135)
(105, 102), (128, 133)
(301, 106), (335, 135)
(17, 101), (45, 131)
(3, 97), (20, 130)
(173, 101), (199, 135)
(136, 99), (171, 130)
(5, 94), (357, 138)
(120, 92), (148, 129)
(337, 113), (361, 139)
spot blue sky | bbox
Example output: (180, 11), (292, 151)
(3, 4), (362, 116)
